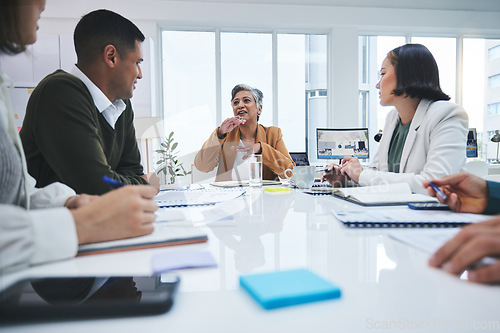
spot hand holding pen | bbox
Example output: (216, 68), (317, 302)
(423, 172), (489, 214)
(320, 163), (347, 187)
(103, 175), (125, 189)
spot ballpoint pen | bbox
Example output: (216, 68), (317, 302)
(316, 166), (341, 172)
(103, 175), (125, 189)
(428, 181), (447, 200)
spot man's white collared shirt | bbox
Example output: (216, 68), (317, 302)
(70, 65), (126, 129)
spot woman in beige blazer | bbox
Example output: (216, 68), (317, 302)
(322, 44), (468, 194)
(195, 84), (294, 181)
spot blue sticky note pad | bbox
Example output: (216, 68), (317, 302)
(239, 268), (341, 310)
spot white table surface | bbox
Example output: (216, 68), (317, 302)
(1, 188), (499, 332)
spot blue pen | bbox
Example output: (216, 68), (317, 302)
(103, 175), (125, 189)
(428, 181), (447, 200)
(316, 166), (341, 172)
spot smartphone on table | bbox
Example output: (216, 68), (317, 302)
(407, 202), (450, 210)
(0, 274), (179, 322)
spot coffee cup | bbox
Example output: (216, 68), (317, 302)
(284, 166), (316, 189)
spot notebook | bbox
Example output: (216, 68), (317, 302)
(310, 183), (438, 206)
(239, 268), (341, 310)
(155, 188), (245, 207)
(211, 180), (282, 187)
(331, 209), (490, 228)
(77, 225), (208, 256)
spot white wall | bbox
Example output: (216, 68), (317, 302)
(38, 0), (500, 123)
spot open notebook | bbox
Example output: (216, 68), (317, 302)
(311, 183), (437, 206)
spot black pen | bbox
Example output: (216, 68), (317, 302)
(103, 175), (125, 189)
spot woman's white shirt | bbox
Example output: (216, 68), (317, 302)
(0, 70), (78, 273)
(230, 140), (251, 181)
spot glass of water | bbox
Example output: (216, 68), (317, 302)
(248, 154), (263, 187)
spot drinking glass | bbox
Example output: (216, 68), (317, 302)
(248, 154), (263, 187)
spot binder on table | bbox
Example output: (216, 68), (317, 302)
(331, 209), (490, 228)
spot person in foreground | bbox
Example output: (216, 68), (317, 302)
(424, 173), (500, 284)
(195, 84), (294, 181)
(20, 9), (159, 195)
(322, 44), (468, 194)
(0, 0), (157, 273)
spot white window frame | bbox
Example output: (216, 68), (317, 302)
(159, 27), (330, 130)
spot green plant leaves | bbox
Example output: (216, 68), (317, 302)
(155, 131), (190, 183)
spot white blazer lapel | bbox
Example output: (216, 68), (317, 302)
(400, 99), (431, 172)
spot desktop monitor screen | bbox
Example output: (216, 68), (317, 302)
(466, 128), (478, 158)
(317, 128), (369, 160)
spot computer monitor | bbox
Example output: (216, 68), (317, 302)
(466, 128), (478, 158)
(289, 152), (310, 166)
(316, 128), (369, 161)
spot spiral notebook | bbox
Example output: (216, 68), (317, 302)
(331, 209), (490, 228)
(155, 188), (245, 208)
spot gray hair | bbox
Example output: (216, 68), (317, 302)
(231, 84), (263, 110)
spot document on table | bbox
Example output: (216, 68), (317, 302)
(331, 209), (490, 228)
(389, 229), (499, 267)
(311, 183), (437, 206)
(211, 180), (282, 187)
(152, 250), (217, 274)
(155, 188), (245, 207)
(389, 229), (460, 253)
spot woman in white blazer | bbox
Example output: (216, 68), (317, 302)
(322, 44), (468, 194)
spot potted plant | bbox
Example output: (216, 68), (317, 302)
(155, 131), (191, 187)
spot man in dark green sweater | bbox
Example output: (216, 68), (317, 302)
(20, 9), (159, 195)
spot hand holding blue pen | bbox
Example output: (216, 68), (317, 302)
(428, 181), (447, 200)
(103, 176), (125, 189)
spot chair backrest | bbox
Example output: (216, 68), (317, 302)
(465, 160), (488, 178)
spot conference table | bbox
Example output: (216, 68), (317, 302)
(1, 186), (499, 332)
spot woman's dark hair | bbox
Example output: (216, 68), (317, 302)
(0, 1), (26, 55)
(388, 43), (450, 101)
(74, 9), (145, 66)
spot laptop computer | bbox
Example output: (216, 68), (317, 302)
(289, 152), (310, 166)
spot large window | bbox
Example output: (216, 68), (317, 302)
(489, 45), (500, 61)
(489, 103), (500, 116)
(162, 30), (327, 166)
(489, 74), (500, 88)
(162, 31), (216, 164)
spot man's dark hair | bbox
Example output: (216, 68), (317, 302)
(389, 43), (450, 102)
(74, 9), (145, 66)
(0, 1), (25, 55)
